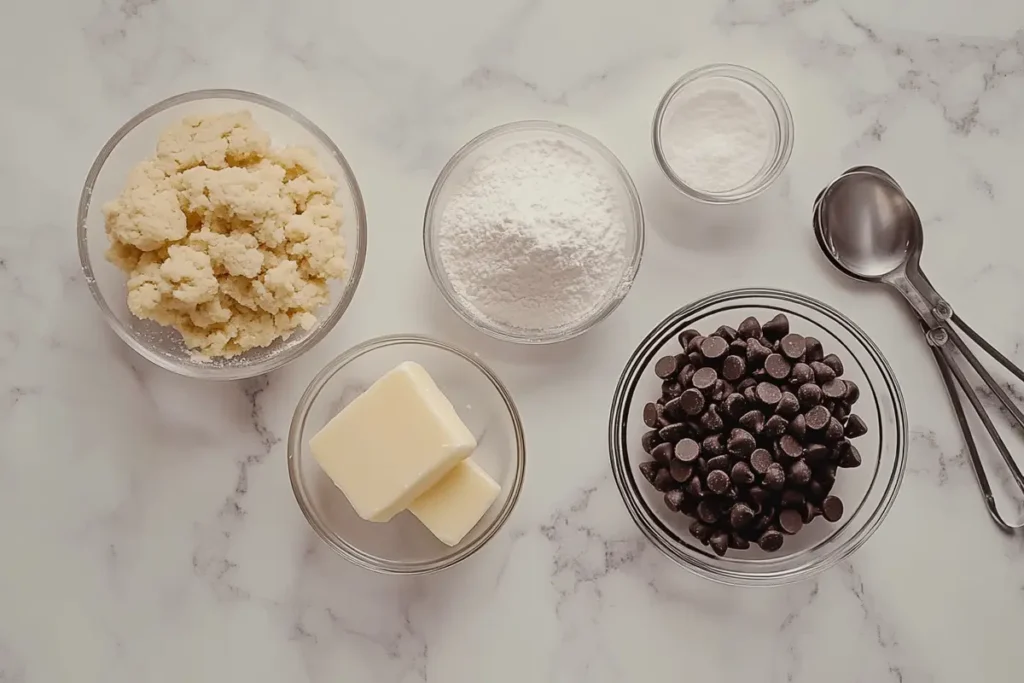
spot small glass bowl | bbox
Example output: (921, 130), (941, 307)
(609, 289), (907, 586)
(288, 335), (526, 575)
(652, 64), (794, 204)
(78, 89), (367, 380)
(423, 120), (645, 344)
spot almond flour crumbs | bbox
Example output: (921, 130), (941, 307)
(103, 112), (348, 358)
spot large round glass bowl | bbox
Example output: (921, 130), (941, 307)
(423, 120), (645, 344)
(288, 335), (526, 575)
(78, 89), (367, 380)
(609, 289), (907, 586)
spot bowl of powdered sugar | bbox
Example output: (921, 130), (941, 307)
(424, 120), (644, 344)
(653, 64), (794, 204)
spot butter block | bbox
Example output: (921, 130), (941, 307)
(409, 459), (500, 546)
(310, 361), (476, 522)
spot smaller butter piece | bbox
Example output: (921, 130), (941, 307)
(409, 459), (500, 547)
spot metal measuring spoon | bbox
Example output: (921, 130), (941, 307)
(813, 166), (1024, 531)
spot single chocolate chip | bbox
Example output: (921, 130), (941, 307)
(762, 313), (790, 340)
(837, 441), (862, 468)
(674, 438), (701, 462)
(689, 519), (713, 542)
(643, 402), (663, 428)
(686, 335), (706, 354)
(709, 531), (730, 556)
(701, 434), (726, 456)
(692, 367), (718, 392)
(764, 414), (789, 438)
(701, 335), (730, 361)
(678, 329), (701, 348)
(730, 502), (756, 529)
(832, 403), (850, 422)
(764, 463), (786, 490)
(804, 443), (830, 465)
(728, 428), (757, 456)
(655, 355), (680, 379)
(679, 388), (705, 416)
(810, 361), (836, 384)
(806, 480), (826, 503)
(639, 462), (663, 489)
(758, 529), (785, 552)
(738, 316), (762, 340)
(731, 461), (756, 485)
(779, 509), (804, 535)
(776, 392), (801, 418)
(822, 379), (847, 400)
(664, 489), (686, 512)
(663, 396), (685, 420)
(817, 463), (838, 487)
(798, 382), (823, 409)
(697, 500), (720, 524)
(642, 430), (662, 454)
(790, 362), (814, 386)
(653, 468), (675, 492)
(778, 434), (804, 460)
(710, 379), (732, 403)
(788, 412), (807, 440)
(651, 441), (675, 464)
(696, 406), (720, 434)
(782, 489), (805, 509)
(822, 353), (844, 377)
(707, 469), (731, 495)
(756, 382), (783, 406)
(802, 501), (820, 523)
(805, 405), (831, 431)
(723, 393), (748, 420)
(658, 422), (688, 443)
(765, 353), (791, 380)
(746, 337), (772, 367)
(750, 449), (773, 475)
(669, 458), (694, 482)
(722, 355), (747, 382)
(821, 495), (845, 522)
(824, 417), (846, 442)
(662, 380), (684, 399)
(737, 377), (757, 391)
(729, 340), (748, 357)
(715, 325), (739, 343)
(705, 453), (730, 471)
(739, 409), (765, 435)
(687, 352), (704, 368)
(687, 475), (704, 499)
(804, 336), (824, 362)
(845, 414), (868, 438)
(843, 379), (861, 404)
(788, 460), (813, 486)
(742, 385), (758, 405)
(678, 364), (697, 388)
(748, 485), (768, 506)
(780, 333), (807, 360)
(729, 533), (751, 550)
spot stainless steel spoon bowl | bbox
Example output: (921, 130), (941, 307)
(814, 167), (1024, 531)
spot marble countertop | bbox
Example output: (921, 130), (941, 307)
(4, 0), (1024, 680)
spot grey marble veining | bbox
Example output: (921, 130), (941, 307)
(3, 0), (1024, 680)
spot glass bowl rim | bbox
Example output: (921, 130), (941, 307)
(423, 119), (646, 345)
(608, 287), (908, 586)
(288, 333), (527, 575)
(77, 88), (368, 380)
(651, 63), (795, 204)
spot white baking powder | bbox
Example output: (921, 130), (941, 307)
(436, 139), (629, 332)
(662, 86), (772, 193)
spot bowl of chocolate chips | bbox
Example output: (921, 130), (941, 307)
(609, 288), (907, 586)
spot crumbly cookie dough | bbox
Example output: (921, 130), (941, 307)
(103, 111), (347, 358)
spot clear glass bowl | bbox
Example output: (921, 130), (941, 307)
(652, 64), (794, 204)
(609, 289), (907, 586)
(77, 89), (368, 380)
(288, 335), (526, 574)
(423, 120), (645, 344)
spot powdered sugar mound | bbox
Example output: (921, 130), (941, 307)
(437, 139), (630, 332)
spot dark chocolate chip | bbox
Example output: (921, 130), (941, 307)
(707, 469), (731, 495)
(728, 428), (757, 456)
(804, 336), (824, 362)
(737, 377), (757, 392)
(642, 430), (662, 454)
(739, 409), (765, 435)
(837, 441), (862, 468)
(710, 379), (732, 403)
(697, 500), (720, 524)
(653, 468), (675, 492)
(778, 434), (804, 460)
(701, 434), (726, 457)
(817, 464), (838, 488)
(687, 475), (704, 499)
(677, 329), (701, 349)
(730, 339), (749, 355)
(756, 382), (783, 406)
(731, 461), (756, 485)
(730, 502), (756, 529)
(782, 489), (805, 508)
(701, 335), (730, 361)
(687, 352), (704, 368)
(663, 396), (684, 420)
(810, 361), (836, 384)
(742, 385), (758, 405)
(821, 495), (845, 522)
(651, 441), (675, 464)
(689, 519), (713, 542)
(798, 382), (823, 409)
(780, 333), (807, 360)
(748, 485), (768, 506)
(802, 501), (820, 523)
(822, 379), (847, 399)
(776, 392), (801, 418)
(698, 405), (722, 433)
(729, 533), (751, 550)
(844, 379), (861, 404)
(824, 417), (846, 442)
(758, 529), (785, 552)
(709, 531), (730, 556)
(678, 365), (696, 388)
(679, 388), (705, 416)
(822, 353), (844, 377)
(790, 362), (814, 386)
(658, 422), (688, 443)
(762, 313), (790, 341)
(707, 454), (731, 472)
(764, 414), (789, 438)
(722, 355), (747, 382)
(639, 461), (661, 485)
(805, 404), (831, 431)
(686, 335), (706, 355)
(643, 402), (662, 428)
(655, 355), (680, 379)
(738, 316), (762, 340)
(764, 463), (786, 490)
(804, 443), (830, 465)
(845, 414), (868, 438)
(715, 325), (739, 343)
(750, 449), (773, 475)
(692, 367), (718, 392)
(674, 438), (701, 462)
(806, 480), (826, 503)
(723, 393), (748, 420)
(764, 353), (791, 380)
(779, 509), (804, 535)
(788, 412), (807, 440)
(746, 338), (772, 367)
(832, 402), (851, 422)
(662, 380), (684, 399)
(788, 460), (813, 486)
(664, 489), (686, 512)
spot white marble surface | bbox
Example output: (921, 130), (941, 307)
(3, 0), (1024, 680)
